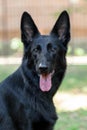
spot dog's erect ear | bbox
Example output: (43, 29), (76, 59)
(50, 11), (70, 46)
(21, 12), (40, 44)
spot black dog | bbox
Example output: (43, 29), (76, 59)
(0, 11), (70, 130)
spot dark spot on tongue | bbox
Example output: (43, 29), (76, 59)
(40, 73), (52, 92)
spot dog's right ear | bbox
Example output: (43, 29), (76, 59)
(21, 12), (40, 45)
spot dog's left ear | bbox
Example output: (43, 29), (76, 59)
(50, 11), (70, 46)
(21, 12), (40, 45)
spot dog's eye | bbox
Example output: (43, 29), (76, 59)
(51, 48), (56, 52)
(47, 43), (56, 53)
(47, 43), (52, 51)
(33, 45), (41, 53)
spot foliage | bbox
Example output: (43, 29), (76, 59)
(0, 38), (23, 56)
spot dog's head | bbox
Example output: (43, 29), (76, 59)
(21, 11), (70, 92)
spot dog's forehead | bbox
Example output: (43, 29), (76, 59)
(33, 35), (58, 45)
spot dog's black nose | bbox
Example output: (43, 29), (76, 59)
(39, 63), (48, 73)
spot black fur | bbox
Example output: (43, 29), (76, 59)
(0, 11), (70, 130)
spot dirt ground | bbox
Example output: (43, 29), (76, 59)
(54, 92), (87, 111)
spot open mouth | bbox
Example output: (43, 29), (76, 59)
(39, 71), (54, 92)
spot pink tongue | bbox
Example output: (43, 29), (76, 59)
(40, 74), (52, 92)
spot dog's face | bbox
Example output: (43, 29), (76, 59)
(30, 35), (58, 74)
(21, 11), (70, 92)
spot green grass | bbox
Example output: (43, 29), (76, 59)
(0, 65), (19, 82)
(60, 65), (87, 93)
(54, 109), (87, 130)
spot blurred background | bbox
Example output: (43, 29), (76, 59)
(0, 0), (87, 130)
